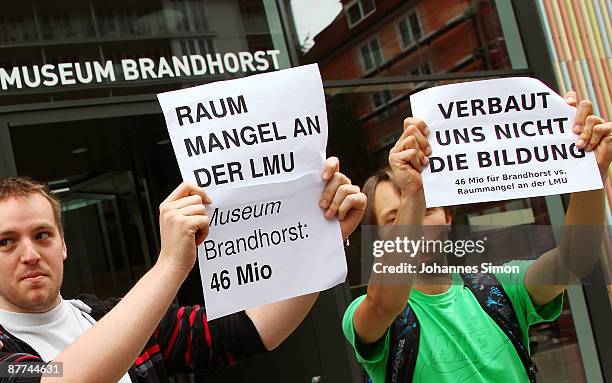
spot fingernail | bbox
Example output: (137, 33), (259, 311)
(322, 171), (329, 180)
(424, 127), (430, 135)
(426, 146), (432, 156)
(576, 139), (585, 148)
(573, 124), (583, 134)
(320, 199), (329, 208)
(325, 209), (333, 219)
(567, 97), (576, 104)
(423, 156), (430, 165)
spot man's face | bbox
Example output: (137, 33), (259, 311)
(374, 181), (451, 265)
(0, 194), (66, 313)
(374, 181), (450, 227)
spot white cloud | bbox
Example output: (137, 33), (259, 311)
(290, 0), (342, 51)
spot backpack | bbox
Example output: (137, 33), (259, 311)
(369, 273), (537, 383)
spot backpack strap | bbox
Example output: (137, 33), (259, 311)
(460, 273), (537, 382)
(384, 304), (420, 383)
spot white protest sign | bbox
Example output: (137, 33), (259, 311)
(409, 77), (603, 207)
(157, 64), (346, 319)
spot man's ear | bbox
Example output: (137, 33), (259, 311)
(445, 209), (453, 226)
(62, 238), (68, 261)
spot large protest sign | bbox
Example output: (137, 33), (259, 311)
(157, 64), (346, 319)
(410, 77), (603, 207)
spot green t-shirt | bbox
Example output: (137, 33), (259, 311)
(342, 261), (563, 383)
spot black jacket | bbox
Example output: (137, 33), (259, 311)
(0, 294), (266, 382)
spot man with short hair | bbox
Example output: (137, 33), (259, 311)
(0, 157), (366, 382)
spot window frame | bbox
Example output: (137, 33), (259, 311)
(409, 60), (432, 76)
(370, 89), (392, 110)
(395, 8), (422, 50)
(408, 59), (432, 90)
(370, 88), (397, 122)
(358, 35), (383, 74)
(344, 0), (376, 29)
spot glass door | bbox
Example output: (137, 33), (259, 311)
(7, 112), (171, 299)
(56, 171), (152, 298)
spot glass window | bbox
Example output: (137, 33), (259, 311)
(397, 10), (422, 48)
(344, 0), (376, 28)
(360, 44), (373, 71)
(359, 36), (383, 73)
(371, 89), (392, 109)
(410, 61), (432, 76)
(347, 3), (362, 27)
(361, 0), (375, 15)
(421, 61), (431, 74)
(409, 12), (421, 39)
(371, 89), (397, 122)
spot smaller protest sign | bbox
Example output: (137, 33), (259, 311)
(409, 77), (603, 207)
(157, 65), (346, 319)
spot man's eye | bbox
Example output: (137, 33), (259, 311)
(385, 216), (396, 224)
(0, 239), (14, 247)
(36, 232), (50, 240)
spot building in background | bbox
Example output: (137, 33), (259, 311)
(0, 1), (610, 382)
(306, 0), (511, 155)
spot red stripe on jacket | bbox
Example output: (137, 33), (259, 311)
(163, 307), (186, 359)
(135, 344), (161, 366)
(184, 305), (199, 366)
(202, 312), (212, 348)
(15, 355), (41, 363)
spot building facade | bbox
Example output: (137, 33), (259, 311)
(0, 0), (610, 382)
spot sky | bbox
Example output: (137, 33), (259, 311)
(290, 0), (342, 51)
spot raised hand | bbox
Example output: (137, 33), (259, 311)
(158, 182), (211, 273)
(388, 117), (431, 196)
(565, 91), (612, 179)
(319, 157), (367, 239)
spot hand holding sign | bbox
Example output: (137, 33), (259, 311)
(320, 156), (367, 239)
(387, 118), (431, 199)
(565, 91), (612, 178)
(158, 182), (212, 273)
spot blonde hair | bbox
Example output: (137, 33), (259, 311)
(0, 177), (63, 236)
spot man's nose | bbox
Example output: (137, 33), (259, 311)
(20, 241), (42, 264)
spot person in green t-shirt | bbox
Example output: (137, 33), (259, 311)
(343, 91), (612, 383)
